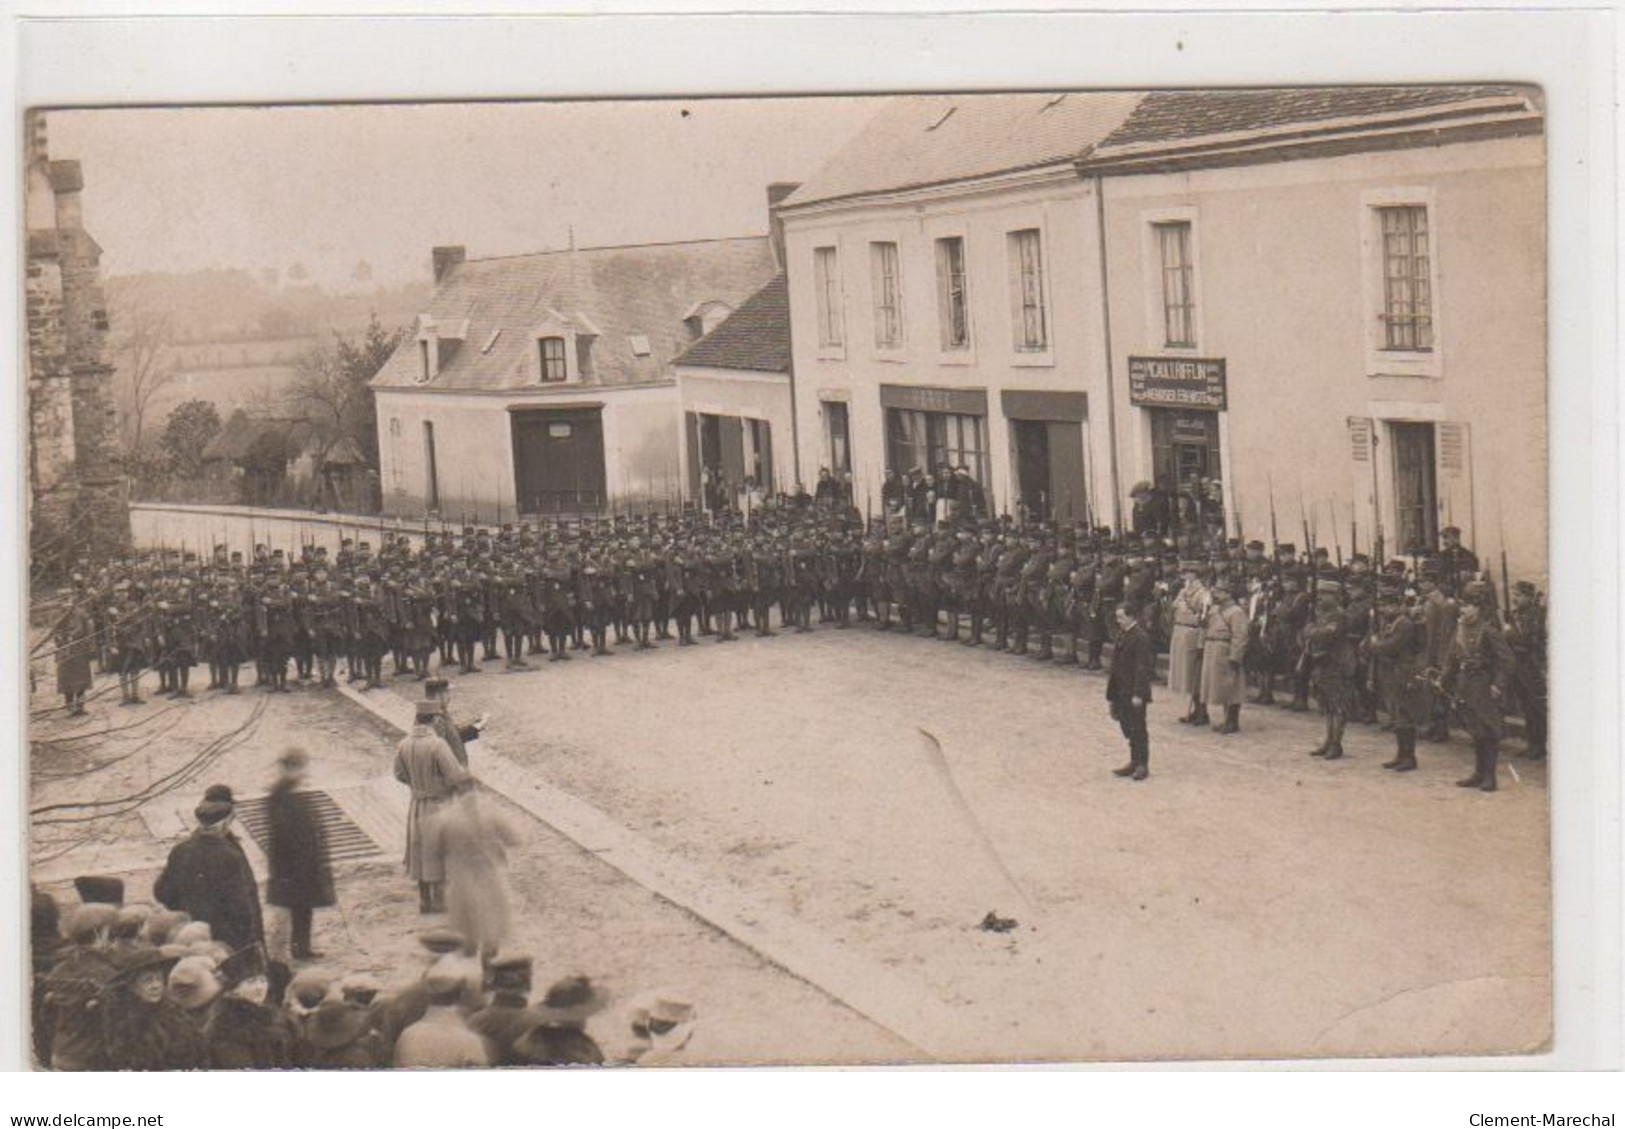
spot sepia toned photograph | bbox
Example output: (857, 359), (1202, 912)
(24, 85), (1554, 1070)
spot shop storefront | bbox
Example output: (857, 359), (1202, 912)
(1130, 356), (1229, 538)
(880, 384), (991, 488)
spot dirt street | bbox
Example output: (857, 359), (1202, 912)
(29, 622), (1550, 1065)
(432, 623), (1550, 1063)
(28, 679), (914, 1067)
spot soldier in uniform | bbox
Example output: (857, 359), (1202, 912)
(211, 580), (249, 694)
(306, 569), (345, 689)
(1304, 584), (1356, 759)
(1505, 579), (1548, 760)
(1418, 561), (1459, 742)
(257, 579), (297, 693)
(1437, 580), (1515, 792)
(1198, 582), (1250, 735)
(351, 576), (390, 689)
(1369, 576), (1431, 773)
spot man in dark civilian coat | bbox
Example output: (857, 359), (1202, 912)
(153, 784), (265, 953)
(265, 748), (334, 962)
(1107, 601), (1156, 781)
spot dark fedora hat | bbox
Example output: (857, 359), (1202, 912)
(74, 875), (125, 906)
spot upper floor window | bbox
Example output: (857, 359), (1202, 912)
(814, 246), (844, 348)
(936, 236), (970, 350)
(1008, 229), (1048, 352)
(1378, 205), (1434, 352)
(870, 241), (904, 349)
(1155, 221), (1196, 347)
(538, 336), (568, 383)
(417, 338), (432, 384)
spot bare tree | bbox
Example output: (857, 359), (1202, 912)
(109, 299), (178, 449)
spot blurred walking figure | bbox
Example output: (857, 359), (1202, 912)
(394, 700), (470, 914)
(265, 748), (334, 962)
(427, 782), (520, 958)
(53, 600), (95, 716)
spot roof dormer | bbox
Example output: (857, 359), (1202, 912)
(529, 310), (597, 385)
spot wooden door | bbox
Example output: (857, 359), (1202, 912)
(1012, 420), (1051, 518)
(1045, 420), (1087, 524)
(511, 409), (606, 514)
(1390, 421), (1438, 554)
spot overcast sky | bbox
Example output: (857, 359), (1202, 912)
(46, 98), (880, 289)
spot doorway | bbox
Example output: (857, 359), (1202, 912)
(1390, 421), (1439, 554)
(511, 408), (607, 514)
(1011, 419), (1087, 522)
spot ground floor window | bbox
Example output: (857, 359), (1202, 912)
(824, 401), (852, 477)
(886, 408), (989, 484)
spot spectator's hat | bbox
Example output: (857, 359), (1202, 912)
(424, 952), (482, 995)
(1441, 525), (1462, 539)
(417, 927), (468, 955)
(1461, 580), (1493, 607)
(1513, 580), (1538, 597)
(288, 969), (332, 1010)
(484, 952), (533, 995)
(217, 943), (270, 988)
(113, 945), (182, 983)
(111, 904), (152, 940)
(306, 1000), (372, 1050)
(167, 956), (222, 1009)
(194, 784), (235, 826)
(74, 875), (125, 906)
(1245, 541), (1265, 553)
(337, 972), (380, 1006)
(624, 989), (698, 1056)
(174, 920), (213, 947)
(530, 975), (605, 1025)
(63, 903), (118, 943)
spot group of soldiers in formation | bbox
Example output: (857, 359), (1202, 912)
(59, 500), (1545, 790)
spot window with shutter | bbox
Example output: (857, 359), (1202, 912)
(935, 236), (970, 350)
(870, 242), (903, 349)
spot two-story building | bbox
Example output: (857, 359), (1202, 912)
(777, 86), (1546, 582)
(371, 236), (777, 519)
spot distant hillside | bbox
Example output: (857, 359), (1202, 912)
(106, 270), (431, 344)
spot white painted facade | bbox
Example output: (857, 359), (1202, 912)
(781, 130), (1545, 583)
(1097, 133), (1547, 583)
(375, 382), (681, 521)
(781, 168), (1114, 524)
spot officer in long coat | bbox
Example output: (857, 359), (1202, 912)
(393, 702), (470, 913)
(1304, 587), (1357, 760)
(1167, 564), (1208, 725)
(1439, 580), (1516, 792)
(1198, 583), (1250, 734)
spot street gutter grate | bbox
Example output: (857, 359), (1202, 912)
(234, 790), (382, 863)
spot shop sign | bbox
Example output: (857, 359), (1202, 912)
(1128, 356), (1227, 411)
(879, 383), (989, 417)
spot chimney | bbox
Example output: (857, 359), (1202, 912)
(26, 112), (49, 169)
(432, 245), (466, 285)
(49, 160), (85, 231)
(766, 182), (800, 272)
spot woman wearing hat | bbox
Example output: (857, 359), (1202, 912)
(203, 944), (299, 1069)
(153, 784), (266, 953)
(101, 947), (207, 1071)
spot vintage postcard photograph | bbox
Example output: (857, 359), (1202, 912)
(24, 87), (1552, 1070)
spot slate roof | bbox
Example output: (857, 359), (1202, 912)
(672, 273), (791, 374)
(371, 237), (777, 393)
(783, 93), (1141, 208)
(783, 86), (1538, 208)
(1097, 84), (1531, 151)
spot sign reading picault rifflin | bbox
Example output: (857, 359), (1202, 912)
(1128, 357), (1227, 411)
